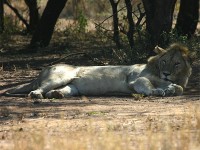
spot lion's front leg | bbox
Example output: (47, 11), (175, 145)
(164, 84), (183, 96)
(128, 77), (165, 96)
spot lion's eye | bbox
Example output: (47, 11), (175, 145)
(174, 62), (180, 68)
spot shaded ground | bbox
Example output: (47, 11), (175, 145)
(0, 35), (200, 149)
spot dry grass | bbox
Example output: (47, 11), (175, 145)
(1, 104), (200, 150)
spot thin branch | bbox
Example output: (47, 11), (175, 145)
(125, 0), (135, 49)
(4, 0), (30, 30)
(95, 3), (145, 31)
(0, 0), (4, 33)
(137, 3), (143, 14)
(47, 52), (106, 66)
(94, 22), (113, 32)
(135, 3), (145, 27)
(109, 0), (121, 48)
(94, 22), (114, 42)
(95, 5), (126, 29)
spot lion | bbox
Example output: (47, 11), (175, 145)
(4, 43), (192, 99)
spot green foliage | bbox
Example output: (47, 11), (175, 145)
(161, 31), (188, 46)
(161, 31), (200, 59)
(110, 27), (199, 65)
(111, 28), (150, 64)
(76, 10), (88, 33)
(111, 46), (148, 65)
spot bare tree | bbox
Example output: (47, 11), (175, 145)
(30, 0), (68, 49)
(24, 0), (39, 33)
(175, 0), (199, 37)
(109, 0), (121, 49)
(124, 0), (135, 49)
(142, 0), (176, 51)
(0, 0), (4, 33)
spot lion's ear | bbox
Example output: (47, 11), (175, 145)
(154, 46), (166, 54)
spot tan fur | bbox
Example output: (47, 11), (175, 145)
(5, 43), (192, 99)
(147, 43), (191, 87)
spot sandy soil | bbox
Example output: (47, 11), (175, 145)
(0, 62), (199, 150)
(0, 35), (199, 149)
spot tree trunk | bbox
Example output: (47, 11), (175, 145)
(24, 0), (39, 33)
(30, 0), (68, 49)
(175, 0), (199, 38)
(109, 0), (121, 49)
(124, 0), (135, 50)
(142, 0), (176, 51)
(0, 0), (4, 33)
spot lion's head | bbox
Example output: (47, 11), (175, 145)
(147, 43), (192, 88)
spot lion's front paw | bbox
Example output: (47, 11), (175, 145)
(164, 84), (175, 96)
(152, 88), (165, 96)
(45, 90), (64, 99)
(28, 91), (44, 99)
(164, 84), (183, 96)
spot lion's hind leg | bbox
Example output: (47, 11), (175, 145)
(28, 65), (78, 99)
(28, 79), (67, 99)
(28, 79), (76, 99)
(45, 84), (79, 99)
(129, 77), (165, 96)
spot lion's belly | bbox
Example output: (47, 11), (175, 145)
(71, 66), (132, 95)
(72, 77), (131, 95)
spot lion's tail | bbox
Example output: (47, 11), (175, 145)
(3, 81), (36, 97)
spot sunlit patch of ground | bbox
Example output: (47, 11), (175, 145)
(0, 33), (199, 149)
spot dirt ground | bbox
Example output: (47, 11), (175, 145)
(0, 35), (200, 149)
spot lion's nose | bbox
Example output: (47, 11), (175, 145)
(163, 72), (170, 77)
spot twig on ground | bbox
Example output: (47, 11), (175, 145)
(46, 52), (106, 66)
(46, 52), (86, 66)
